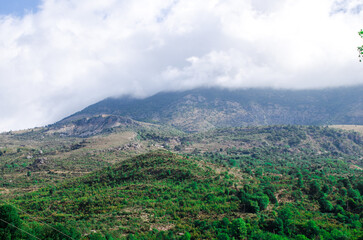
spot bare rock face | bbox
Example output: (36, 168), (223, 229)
(30, 157), (48, 170)
(48, 115), (140, 137)
(120, 142), (142, 151)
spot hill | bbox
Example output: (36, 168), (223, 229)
(0, 125), (362, 239)
(59, 86), (363, 132)
(2, 150), (362, 239)
(0, 125), (361, 193)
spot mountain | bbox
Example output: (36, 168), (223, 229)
(58, 86), (363, 132)
(1, 87), (362, 239)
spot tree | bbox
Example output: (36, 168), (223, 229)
(88, 232), (107, 240)
(318, 196), (333, 213)
(217, 232), (230, 240)
(358, 29), (363, 62)
(229, 218), (247, 240)
(304, 220), (319, 239)
(274, 207), (294, 236)
(309, 180), (321, 197)
(295, 235), (309, 240)
(0, 205), (22, 240)
(180, 232), (191, 240)
(41, 223), (81, 240)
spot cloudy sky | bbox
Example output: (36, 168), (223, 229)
(0, 0), (362, 131)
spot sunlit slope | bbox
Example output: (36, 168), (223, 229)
(330, 125), (363, 134)
(1, 125), (362, 196)
(6, 150), (362, 239)
(10, 151), (243, 236)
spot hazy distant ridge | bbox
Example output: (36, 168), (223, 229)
(60, 86), (363, 132)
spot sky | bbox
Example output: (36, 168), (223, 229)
(0, 0), (40, 16)
(0, 0), (362, 132)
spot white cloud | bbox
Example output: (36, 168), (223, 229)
(0, 0), (362, 131)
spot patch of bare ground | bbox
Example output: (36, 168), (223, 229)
(275, 189), (294, 204)
(198, 161), (245, 179)
(350, 164), (362, 171)
(0, 188), (9, 194)
(150, 224), (175, 231)
(50, 170), (91, 175)
(1, 186), (40, 199)
(195, 161), (251, 191)
(330, 125), (363, 134)
(88, 131), (137, 149)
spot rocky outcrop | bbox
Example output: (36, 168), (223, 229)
(48, 115), (140, 137)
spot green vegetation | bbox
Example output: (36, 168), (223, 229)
(0, 205), (22, 239)
(0, 123), (362, 239)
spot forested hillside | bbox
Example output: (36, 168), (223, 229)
(0, 124), (362, 239)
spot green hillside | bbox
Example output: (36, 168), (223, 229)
(1, 125), (362, 193)
(0, 128), (362, 239)
(0, 117), (362, 239)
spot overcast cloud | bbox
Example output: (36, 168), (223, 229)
(0, 0), (362, 131)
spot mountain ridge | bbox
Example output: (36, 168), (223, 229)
(57, 86), (363, 132)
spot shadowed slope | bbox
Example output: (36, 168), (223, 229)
(59, 87), (363, 132)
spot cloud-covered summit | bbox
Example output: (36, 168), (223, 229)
(0, 0), (362, 131)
